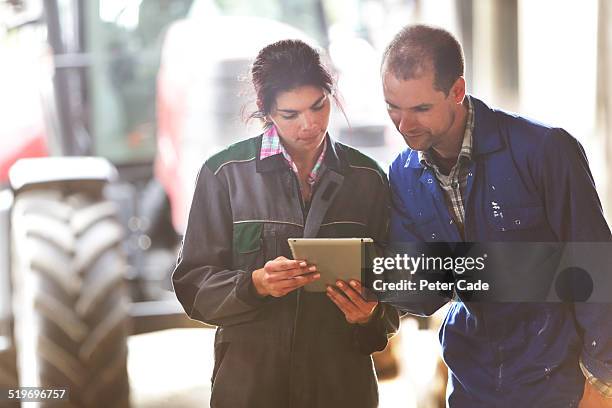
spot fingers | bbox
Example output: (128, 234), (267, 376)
(279, 272), (320, 290)
(259, 257), (319, 297)
(336, 280), (370, 309)
(264, 262), (317, 282)
(268, 272), (320, 297)
(265, 258), (314, 275)
(327, 280), (379, 324)
(343, 280), (379, 305)
(264, 258), (304, 272)
(326, 284), (360, 319)
(281, 264), (317, 280)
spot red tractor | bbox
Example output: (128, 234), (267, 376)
(0, 1), (393, 406)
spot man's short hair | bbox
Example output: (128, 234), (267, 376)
(382, 24), (465, 95)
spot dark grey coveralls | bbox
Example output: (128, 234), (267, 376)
(172, 135), (400, 408)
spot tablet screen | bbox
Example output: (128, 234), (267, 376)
(288, 238), (373, 292)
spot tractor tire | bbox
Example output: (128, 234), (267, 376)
(0, 344), (19, 408)
(11, 189), (130, 408)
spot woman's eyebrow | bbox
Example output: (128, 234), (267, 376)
(277, 94), (326, 113)
(309, 94), (326, 107)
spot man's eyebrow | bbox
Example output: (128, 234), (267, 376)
(385, 101), (433, 110)
(277, 94), (326, 113)
(385, 100), (400, 109)
(410, 103), (432, 110)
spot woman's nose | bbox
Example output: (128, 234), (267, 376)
(300, 112), (318, 131)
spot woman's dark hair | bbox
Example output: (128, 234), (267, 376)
(248, 39), (336, 127)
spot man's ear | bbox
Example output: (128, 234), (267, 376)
(451, 76), (466, 104)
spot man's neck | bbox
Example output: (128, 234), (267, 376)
(429, 150), (458, 175)
(431, 99), (469, 166)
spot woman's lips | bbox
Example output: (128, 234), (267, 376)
(300, 132), (323, 142)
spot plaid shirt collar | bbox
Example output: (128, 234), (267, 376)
(260, 125), (327, 186)
(418, 95), (474, 168)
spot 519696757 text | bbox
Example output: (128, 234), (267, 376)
(2, 387), (68, 401)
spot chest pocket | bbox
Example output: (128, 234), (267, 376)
(233, 221), (304, 270)
(486, 205), (546, 239)
(261, 222), (302, 261)
(401, 209), (445, 241)
(232, 222), (264, 270)
(415, 214), (445, 241)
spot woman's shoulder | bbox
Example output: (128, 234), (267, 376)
(204, 135), (262, 175)
(333, 141), (387, 185)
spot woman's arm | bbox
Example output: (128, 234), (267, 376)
(352, 172), (401, 354)
(172, 163), (268, 326)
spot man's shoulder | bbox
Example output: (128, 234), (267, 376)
(389, 148), (418, 174)
(205, 135), (260, 174)
(472, 96), (581, 158)
(500, 110), (554, 139)
(473, 97), (584, 169)
(473, 96), (559, 145)
(499, 110), (579, 155)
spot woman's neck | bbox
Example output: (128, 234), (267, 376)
(284, 139), (325, 177)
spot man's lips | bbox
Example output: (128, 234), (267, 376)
(404, 132), (426, 139)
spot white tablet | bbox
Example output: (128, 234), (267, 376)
(288, 238), (373, 292)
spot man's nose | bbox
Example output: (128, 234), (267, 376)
(398, 112), (417, 134)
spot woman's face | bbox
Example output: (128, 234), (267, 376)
(269, 85), (331, 156)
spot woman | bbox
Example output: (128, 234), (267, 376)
(172, 39), (399, 408)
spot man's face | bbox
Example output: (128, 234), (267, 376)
(382, 69), (460, 152)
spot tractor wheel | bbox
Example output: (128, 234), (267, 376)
(11, 189), (130, 407)
(0, 343), (19, 408)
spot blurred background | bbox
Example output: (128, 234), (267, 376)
(0, 0), (610, 407)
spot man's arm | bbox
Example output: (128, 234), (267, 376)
(536, 128), (612, 401)
(387, 160), (451, 316)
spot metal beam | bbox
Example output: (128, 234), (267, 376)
(42, 0), (92, 156)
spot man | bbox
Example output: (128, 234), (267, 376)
(383, 24), (611, 407)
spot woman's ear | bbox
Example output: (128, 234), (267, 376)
(264, 116), (275, 130)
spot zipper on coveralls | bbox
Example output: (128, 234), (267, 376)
(288, 169), (305, 408)
(287, 167), (327, 407)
